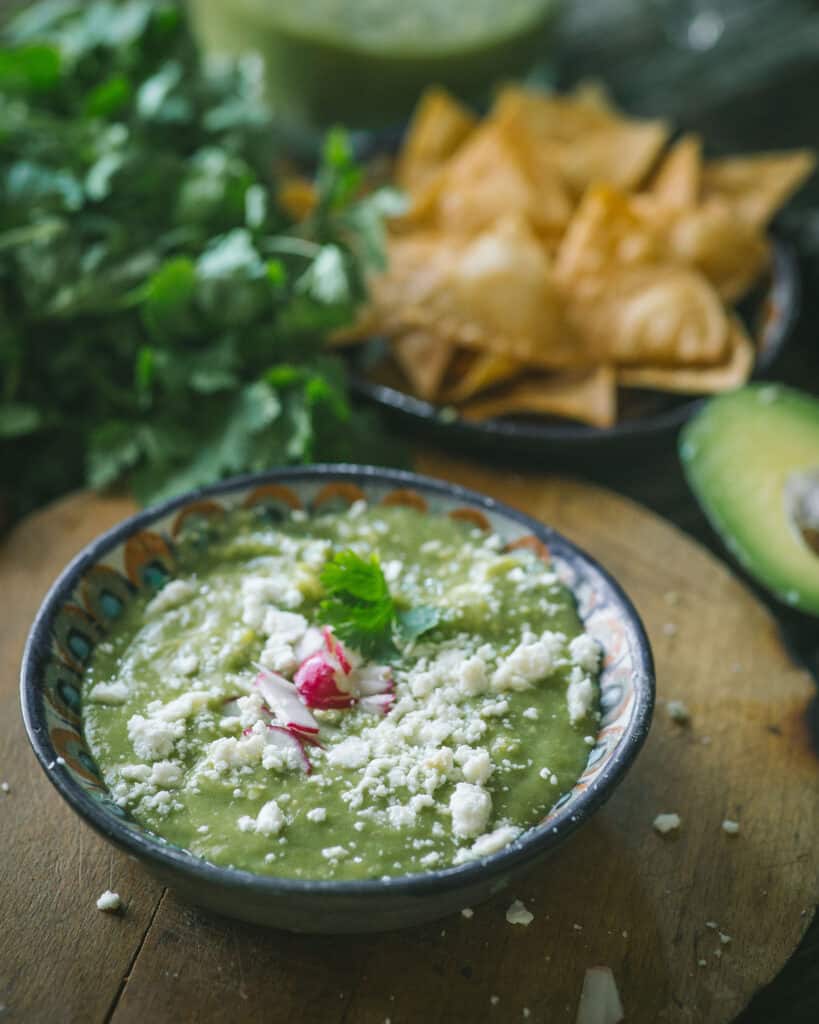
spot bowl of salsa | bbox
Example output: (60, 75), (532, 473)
(187, 0), (563, 131)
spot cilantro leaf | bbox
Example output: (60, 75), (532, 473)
(395, 605), (441, 644)
(0, 0), (406, 527)
(319, 550), (441, 658)
(319, 550), (395, 657)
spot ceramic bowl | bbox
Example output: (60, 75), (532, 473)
(20, 466), (654, 933)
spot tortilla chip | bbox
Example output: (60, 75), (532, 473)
(648, 134), (702, 209)
(436, 214), (589, 367)
(331, 233), (458, 343)
(441, 351), (523, 403)
(493, 86), (669, 196)
(416, 121), (570, 237)
(459, 365), (617, 428)
(667, 198), (770, 301)
(555, 183), (663, 285)
(702, 150), (815, 228)
(359, 216), (590, 368)
(618, 316), (754, 393)
(395, 88), (477, 194)
(565, 265), (730, 366)
(391, 329), (454, 400)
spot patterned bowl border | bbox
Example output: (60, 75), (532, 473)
(21, 466), (654, 896)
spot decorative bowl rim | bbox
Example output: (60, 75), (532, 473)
(20, 465), (655, 897)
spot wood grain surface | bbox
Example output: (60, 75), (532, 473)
(1, 458), (818, 1023)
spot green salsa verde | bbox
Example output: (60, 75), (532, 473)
(83, 503), (601, 880)
(188, 0), (561, 128)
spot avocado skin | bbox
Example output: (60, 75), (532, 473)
(680, 384), (819, 616)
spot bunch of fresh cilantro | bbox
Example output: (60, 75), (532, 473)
(0, 0), (405, 527)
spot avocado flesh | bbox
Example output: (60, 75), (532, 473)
(680, 384), (819, 615)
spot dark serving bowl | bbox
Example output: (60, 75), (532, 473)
(347, 232), (799, 465)
(21, 466), (654, 933)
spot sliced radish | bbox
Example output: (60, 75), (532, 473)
(576, 967), (624, 1024)
(322, 626), (357, 674)
(350, 663), (393, 697)
(359, 692), (396, 716)
(255, 665), (319, 735)
(294, 650), (355, 710)
(295, 626), (324, 662)
(265, 724), (312, 774)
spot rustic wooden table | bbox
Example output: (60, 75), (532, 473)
(2, 456), (818, 1023)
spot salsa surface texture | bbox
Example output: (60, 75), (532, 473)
(83, 503), (601, 880)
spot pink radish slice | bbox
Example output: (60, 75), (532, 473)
(294, 650), (355, 710)
(350, 663), (393, 697)
(575, 967), (624, 1024)
(295, 626), (324, 662)
(359, 692), (395, 716)
(322, 627), (358, 674)
(265, 724), (312, 774)
(255, 665), (319, 735)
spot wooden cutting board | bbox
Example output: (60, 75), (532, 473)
(1, 455), (817, 1024)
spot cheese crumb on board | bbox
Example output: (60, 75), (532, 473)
(666, 700), (690, 724)
(653, 813), (681, 835)
(96, 890), (121, 912)
(721, 819), (740, 835)
(506, 899), (534, 926)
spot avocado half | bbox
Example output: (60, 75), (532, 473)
(680, 384), (819, 615)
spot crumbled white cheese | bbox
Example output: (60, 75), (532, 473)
(457, 655), (489, 696)
(461, 749), (493, 785)
(722, 819), (740, 835)
(567, 668), (594, 724)
(461, 907), (474, 919)
(491, 631), (564, 692)
(149, 760), (182, 788)
(306, 807), (327, 823)
(653, 813), (681, 835)
(241, 575), (302, 627)
(255, 800), (285, 836)
(127, 691), (213, 761)
(470, 824), (521, 858)
(522, 707), (539, 720)
(173, 652), (199, 677)
(387, 804), (417, 828)
(144, 579), (195, 618)
(96, 890), (121, 912)
(450, 783), (492, 838)
(127, 714), (184, 762)
(666, 700), (690, 724)
(569, 634), (601, 673)
(0, 782), (9, 794)
(321, 845), (349, 860)
(88, 681), (129, 705)
(506, 899), (533, 926)
(204, 730), (265, 770)
(327, 736), (370, 769)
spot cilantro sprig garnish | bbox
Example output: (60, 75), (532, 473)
(0, 0), (404, 528)
(319, 550), (440, 659)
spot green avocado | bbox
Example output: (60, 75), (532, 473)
(680, 384), (819, 615)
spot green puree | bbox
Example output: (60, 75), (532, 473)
(188, 0), (560, 128)
(83, 504), (601, 880)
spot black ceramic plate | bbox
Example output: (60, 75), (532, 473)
(346, 233), (800, 463)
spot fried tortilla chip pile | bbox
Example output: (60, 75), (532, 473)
(334, 85), (814, 429)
